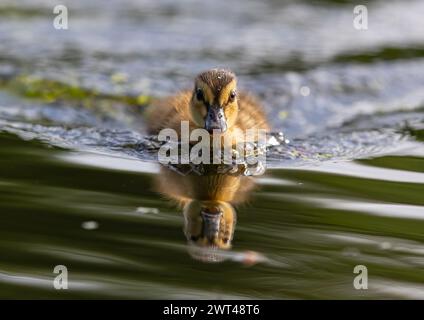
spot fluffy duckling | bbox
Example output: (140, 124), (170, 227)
(183, 200), (236, 252)
(146, 68), (269, 143)
(154, 165), (256, 258)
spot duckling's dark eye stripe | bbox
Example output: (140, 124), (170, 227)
(196, 88), (204, 101)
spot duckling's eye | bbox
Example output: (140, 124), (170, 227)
(229, 90), (237, 102)
(195, 88), (204, 102)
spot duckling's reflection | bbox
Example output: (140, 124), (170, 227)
(154, 164), (258, 262)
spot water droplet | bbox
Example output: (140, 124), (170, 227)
(81, 221), (99, 230)
(267, 136), (280, 146)
(300, 86), (310, 96)
(136, 207), (159, 215)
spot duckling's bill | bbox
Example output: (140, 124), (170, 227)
(205, 104), (227, 133)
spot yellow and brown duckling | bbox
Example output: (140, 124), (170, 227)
(146, 68), (269, 144)
(148, 68), (268, 262)
(154, 165), (256, 262)
(183, 200), (236, 251)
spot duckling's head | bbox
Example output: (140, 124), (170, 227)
(183, 200), (236, 259)
(190, 69), (238, 133)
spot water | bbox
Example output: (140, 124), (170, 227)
(0, 0), (424, 299)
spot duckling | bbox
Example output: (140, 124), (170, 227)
(183, 200), (236, 252)
(154, 165), (256, 258)
(146, 68), (269, 144)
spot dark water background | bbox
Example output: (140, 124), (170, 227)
(0, 0), (424, 298)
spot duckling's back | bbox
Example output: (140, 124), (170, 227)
(145, 90), (196, 135)
(236, 92), (270, 132)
